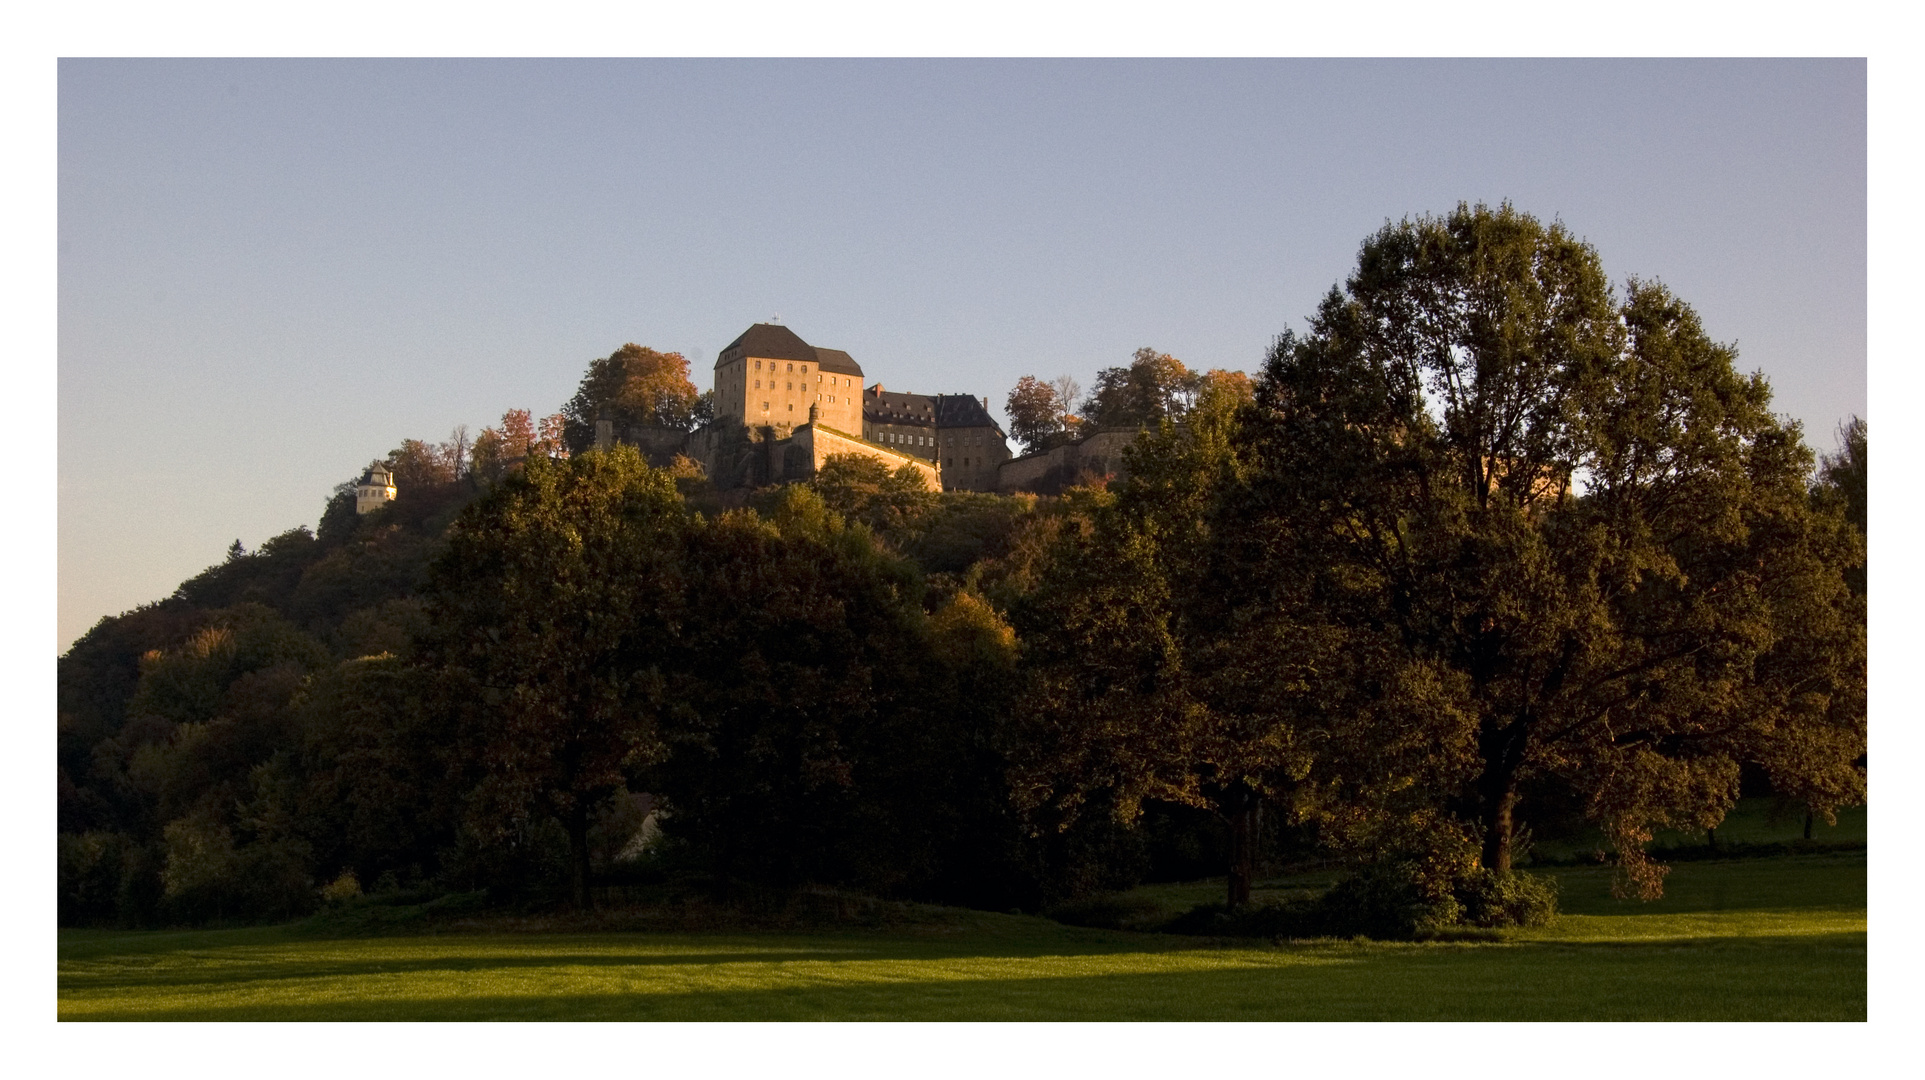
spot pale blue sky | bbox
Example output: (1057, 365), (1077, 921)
(58, 59), (1867, 650)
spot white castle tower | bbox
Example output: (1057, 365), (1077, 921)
(354, 460), (397, 515)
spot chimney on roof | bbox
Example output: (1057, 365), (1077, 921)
(872, 384), (883, 397)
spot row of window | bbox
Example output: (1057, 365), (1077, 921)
(747, 359), (855, 389)
(751, 378), (855, 394)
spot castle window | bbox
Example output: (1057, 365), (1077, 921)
(755, 360), (761, 370)
(801, 365), (808, 373)
(786, 363), (793, 372)
(754, 380), (760, 389)
(762, 402), (770, 410)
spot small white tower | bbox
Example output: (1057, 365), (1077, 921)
(355, 460), (397, 515)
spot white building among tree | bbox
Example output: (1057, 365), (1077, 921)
(354, 460), (397, 514)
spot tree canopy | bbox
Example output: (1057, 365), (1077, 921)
(1085, 348), (1201, 429)
(421, 445), (687, 908)
(561, 344), (703, 451)
(1221, 203), (1865, 895)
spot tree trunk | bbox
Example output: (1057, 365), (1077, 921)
(1706, 827), (1717, 851)
(1804, 809), (1814, 841)
(1226, 786), (1260, 909)
(1480, 784), (1517, 871)
(1476, 717), (1529, 872)
(566, 807), (593, 911)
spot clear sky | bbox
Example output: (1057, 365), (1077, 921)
(57, 58), (1867, 652)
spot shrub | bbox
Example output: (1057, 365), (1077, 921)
(320, 870), (363, 905)
(59, 831), (130, 926)
(1311, 861), (1462, 939)
(1161, 861), (1560, 941)
(1455, 867), (1559, 928)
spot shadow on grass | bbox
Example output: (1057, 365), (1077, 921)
(57, 949), (883, 993)
(60, 931), (1866, 1022)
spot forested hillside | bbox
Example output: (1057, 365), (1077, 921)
(59, 205), (1867, 934)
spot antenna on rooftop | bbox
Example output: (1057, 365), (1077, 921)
(769, 312), (782, 324)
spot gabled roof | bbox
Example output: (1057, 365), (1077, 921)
(864, 390), (1004, 435)
(864, 389), (937, 427)
(716, 323), (865, 377)
(933, 394), (1001, 432)
(811, 347), (863, 377)
(719, 323), (816, 365)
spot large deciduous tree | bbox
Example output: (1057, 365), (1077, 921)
(422, 445), (687, 909)
(1011, 372), (1332, 909)
(646, 486), (932, 895)
(1006, 376), (1065, 455)
(1086, 348), (1201, 429)
(562, 344), (703, 452)
(1229, 202), (1865, 896)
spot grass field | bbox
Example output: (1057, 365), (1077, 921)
(58, 848), (1864, 1021)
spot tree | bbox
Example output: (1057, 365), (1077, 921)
(646, 486), (932, 895)
(808, 453), (938, 538)
(385, 439), (457, 490)
(561, 344), (702, 452)
(1050, 375), (1082, 431)
(421, 445), (687, 909)
(1006, 376), (1064, 455)
(1085, 348), (1201, 429)
(1817, 416), (1866, 597)
(1226, 203), (1865, 896)
(1011, 372), (1338, 909)
(471, 408), (569, 483)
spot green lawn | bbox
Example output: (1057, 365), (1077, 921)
(58, 852), (1864, 1021)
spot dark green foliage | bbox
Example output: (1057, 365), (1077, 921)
(648, 486), (928, 894)
(58, 831), (133, 926)
(1816, 416), (1866, 599)
(315, 485), (360, 546)
(422, 446), (689, 909)
(1162, 863), (1558, 941)
(59, 438), (483, 926)
(902, 492), (1035, 575)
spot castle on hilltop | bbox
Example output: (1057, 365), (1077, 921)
(602, 323), (1014, 493)
(593, 321), (1143, 495)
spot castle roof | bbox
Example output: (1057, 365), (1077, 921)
(811, 347), (862, 376)
(864, 389), (1004, 435)
(864, 389), (936, 427)
(933, 393), (1001, 432)
(717, 323), (864, 377)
